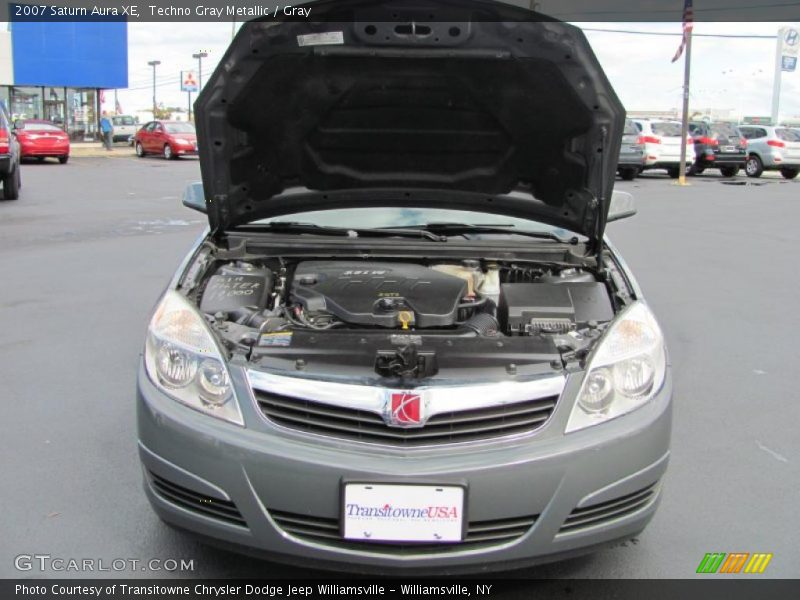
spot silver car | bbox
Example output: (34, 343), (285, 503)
(137, 0), (672, 574)
(617, 119), (645, 180)
(739, 125), (800, 179)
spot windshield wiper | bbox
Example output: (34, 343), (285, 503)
(261, 222), (447, 242)
(417, 223), (579, 244)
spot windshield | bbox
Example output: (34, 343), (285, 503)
(164, 123), (195, 134)
(24, 122), (62, 132)
(651, 122), (682, 136)
(253, 207), (582, 238)
(113, 116), (135, 126)
(709, 122), (740, 138)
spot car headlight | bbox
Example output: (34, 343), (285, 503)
(565, 301), (666, 433)
(144, 290), (244, 426)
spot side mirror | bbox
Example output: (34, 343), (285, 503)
(13, 119), (24, 130)
(182, 182), (207, 214)
(607, 190), (636, 222)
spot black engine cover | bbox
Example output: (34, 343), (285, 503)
(290, 261), (467, 328)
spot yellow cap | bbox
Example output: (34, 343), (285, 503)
(398, 311), (414, 330)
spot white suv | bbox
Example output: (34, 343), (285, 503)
(631, 119), (693, 178)
(111, 115), (138, 143)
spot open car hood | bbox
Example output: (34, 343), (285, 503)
(195, 0), (625, 249)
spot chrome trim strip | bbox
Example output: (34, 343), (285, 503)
(246, 370), (565, 420)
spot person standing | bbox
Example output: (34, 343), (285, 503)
(99, 113), (113, 151)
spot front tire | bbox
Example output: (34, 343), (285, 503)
(745, 155), (763, 178)
(58, 155), (69, 165)
(163, 144), (174, 160)
(2, 167), (20, 200)
(667, 167), (680, 179)
(619, 167), (637, 181)
(780, 167), (799, 180)
(135, 142), (145, 157)
(719, 166), (739, 177)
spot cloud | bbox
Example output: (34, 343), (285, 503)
(116, 20), (800, 120)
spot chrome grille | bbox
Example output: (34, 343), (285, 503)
(254, 391), (558, 446)
(559, 482), (659, 534)
(270, 509), (537, 554)
(148, 471), (247, 528)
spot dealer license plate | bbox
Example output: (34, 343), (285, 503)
(722, 145), (736, 152)
(343, 483), (465, 543)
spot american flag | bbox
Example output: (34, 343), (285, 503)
(671, 0), (694, 63)
(115, 98), (123, 115)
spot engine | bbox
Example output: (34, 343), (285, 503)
(193, 258), (618, 379)
(196, 259), (614, 338)
(289, 261), (469, 329)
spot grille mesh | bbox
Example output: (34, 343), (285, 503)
(148, 471), (247, 528)
(270, 509), (537, 554)
(255, 391), (557, 446)
(559, 482), (659, 534)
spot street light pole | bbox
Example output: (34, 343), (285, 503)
(192, 52), (208, 90)
(147, 60), (161, 118)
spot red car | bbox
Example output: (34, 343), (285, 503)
(16, 120), (70, 164)
(134, 121), (198, 159)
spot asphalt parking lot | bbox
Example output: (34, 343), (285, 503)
(0, 157), (797, 579)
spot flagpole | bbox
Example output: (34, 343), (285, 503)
(677, 30), (693, 186)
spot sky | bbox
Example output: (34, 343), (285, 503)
(114, 20), (800, 119)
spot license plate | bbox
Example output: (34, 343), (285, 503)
(343, 483), (465, 542)
(723, 145), (736, 152)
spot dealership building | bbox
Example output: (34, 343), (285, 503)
(0, 20), (127, 140)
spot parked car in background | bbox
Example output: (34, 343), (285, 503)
(687, 121), (747, 177)
(16, 120), (70, 164)
(738, 125), (800, 179)
(0, 104), (21, 200)
(617, 118), (645, 180)
(631, 118), (692, 178)
(111, 115), (138, 143)
(134, 121), (198, 159)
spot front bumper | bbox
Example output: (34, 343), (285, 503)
(137, 363), (672, 574)
(173, 144), (198, 156)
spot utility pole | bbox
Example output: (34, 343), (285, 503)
(192, 52), (208, 90)
(147, 60), (161, 118)
(677, 33), (693, 186)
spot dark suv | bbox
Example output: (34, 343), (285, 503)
(0, 104), (21, 200)
(688, 121), (747, 177)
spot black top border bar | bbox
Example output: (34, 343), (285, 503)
(4, 0), (800, 22)
(4, 579), (800, 600)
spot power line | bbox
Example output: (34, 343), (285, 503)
(582, 27), (777, 39)
(553, 0), (800, 17)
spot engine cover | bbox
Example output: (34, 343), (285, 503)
(290, 261), (468, 328)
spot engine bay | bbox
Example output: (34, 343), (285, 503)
(185, 253), (623, 380)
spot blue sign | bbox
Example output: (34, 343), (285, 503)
(10, 21), (128, 88)
(782, 56), (797, 72)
